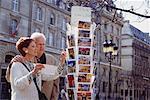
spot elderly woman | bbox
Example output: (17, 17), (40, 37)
(9, 37), (63, 100)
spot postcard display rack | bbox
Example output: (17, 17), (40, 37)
(66, 6), (96, 100)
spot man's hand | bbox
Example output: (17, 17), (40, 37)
(11, 55), (24, 62)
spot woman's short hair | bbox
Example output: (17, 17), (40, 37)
(16, 37), (34, 56)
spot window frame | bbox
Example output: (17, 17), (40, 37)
(36, 7), (43, 21)
(12, 0), (19, 12)
(10, 19), (18, 35)
(47, 32), (54, 46)
(50, 13), (55, 25)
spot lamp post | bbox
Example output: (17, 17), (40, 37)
(103, 39), (118, 100)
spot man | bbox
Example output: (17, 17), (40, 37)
(30, 32), (66, 100)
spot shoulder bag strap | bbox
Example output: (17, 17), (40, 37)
(20, 62), (41, 93)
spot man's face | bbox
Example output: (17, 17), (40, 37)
(35, 37), (45, 55)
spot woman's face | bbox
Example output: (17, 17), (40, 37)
(26, 41), (37, 57)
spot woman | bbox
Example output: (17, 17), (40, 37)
(10, 37), (62, 100)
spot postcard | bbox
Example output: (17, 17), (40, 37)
(78, 30), (90, 38)
(67, 34), (75, 47)
(78, 47), (90, 55)
(78, 84), (90, 91)
(78, 21), (91, 29)
(67, 89), (75, 100)
(77, 92), (91, 100)
(78, 74), (92, 82)
(78, 38), (91, 46)
(79, 65), (91, 73)
(78, 56), (90, 64)
(67, 60), (76, 73)
(68, 48), (75, 59)
(67, 75), (75, 88)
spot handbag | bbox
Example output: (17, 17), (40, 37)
(38, 91), (48, 100)
(21, 62), (48, 100)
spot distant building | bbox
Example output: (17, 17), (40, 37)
(89, 1), (124, 100)
(0, 0), (70, 99)
(121, 20), (150, 100)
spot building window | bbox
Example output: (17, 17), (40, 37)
(102, 82), (106, 92)
(121, 89), (123, 96)
(10, 19), (18, 35)
(12, 0), (19, 12)
(110, 35), (114, 41)
(34, 28), (41, 32)
(46, 0), (51, 3)
(116, 38), (119, 47)
(130, 90), (132, 96)
(36, 7), (42, 21)
(125, 90), (128, 96)
(111, 25), (114, 33)
(59, 1), (66, 9)
(48, 0), (56, 4)
(5, 55), (14, 63)
(62, 18), (66, 31)
(117, 28), (119, 35)
(54, 0), (57, 4)
(48, 32), (54, 46)
(50, 13), (55, 25)
(104, 22), (107, 30)
(61, 36), (65, 49)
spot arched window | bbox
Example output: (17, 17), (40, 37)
(36, 7), (42, 21)
(5, 55), (14, 63)
(50, 13), (55, 25)
(12, 0), (19, 12)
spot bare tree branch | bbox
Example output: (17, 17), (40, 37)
(106, 4), (150, 18)
(65, 0), (150, 18)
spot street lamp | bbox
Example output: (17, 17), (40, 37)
(103, 39), (118, 100)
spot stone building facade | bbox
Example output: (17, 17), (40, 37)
(94, 8), (124, 100)
(121, 21), (150, 100)
(0, 0), (70, 99)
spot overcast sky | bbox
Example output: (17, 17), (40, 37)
(114, 0), (150, 33)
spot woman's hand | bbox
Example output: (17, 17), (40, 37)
(31, 63), (44, 76)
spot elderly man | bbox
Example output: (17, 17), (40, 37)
(30, 32), (66, 100)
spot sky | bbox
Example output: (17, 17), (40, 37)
(114, 0), (150, 33)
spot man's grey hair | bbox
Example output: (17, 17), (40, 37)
(30, 32), (46, 41)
